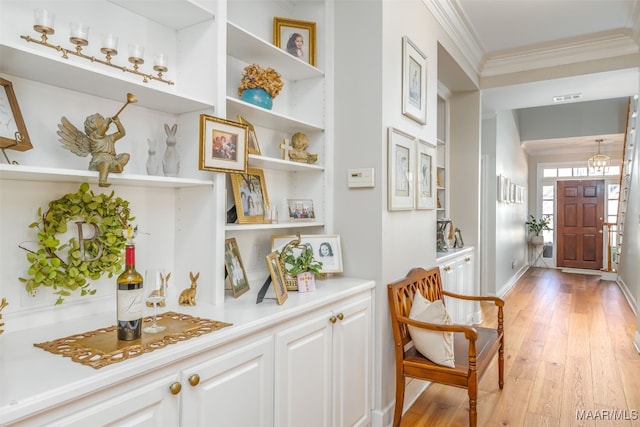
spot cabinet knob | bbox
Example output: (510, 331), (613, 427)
(337, 313), (344, 321)
(443, 266), (451, 272)
(330, 316), (337, 324)
(169, 382), (182, 395)
(189, 374), (200, 387)
(465, 257), (471, 262)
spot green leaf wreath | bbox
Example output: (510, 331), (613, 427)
(19, 183), (134, 305)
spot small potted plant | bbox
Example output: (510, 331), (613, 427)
(237, 63), (284, 110)
(280, 244), (323, 292)
(526, 215), (551, 244)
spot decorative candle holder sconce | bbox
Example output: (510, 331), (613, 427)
(21, 9), (174, 86)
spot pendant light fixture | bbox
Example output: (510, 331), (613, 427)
(587, 139), (610, 174)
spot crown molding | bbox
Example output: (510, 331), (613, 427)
(481, 32), (640, 78)
(422, 0), (483, 74)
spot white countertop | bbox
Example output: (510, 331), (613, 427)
(436, 246), (474, 263)
(0, 277), (374, 424)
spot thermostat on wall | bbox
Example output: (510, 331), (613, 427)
(348, 168), (375, 188)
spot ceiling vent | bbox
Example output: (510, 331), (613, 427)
(553, 93), (582, 103)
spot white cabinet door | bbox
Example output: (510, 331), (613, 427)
(331, 296), (372, 427)
(459, 253), (476, 323)
(180, 336), (274, 427)
(274, 311), (333, 427)
(439, 250), (475, 324)
(38, 373), (180, 427)
(440, 259), (462, 323)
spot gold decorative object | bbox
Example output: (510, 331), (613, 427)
(288, 132), (317, 164)
(178, 272), (199, 306)
(34, 312), (232, 369)
(57, 93), (137, 187)
(146, 272), (170, 308)
(0, 298), (8, 335)
(21, 18), (174, 85)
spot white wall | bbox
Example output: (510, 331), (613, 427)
(334, 1), (481, 425)
(493, 110), (528, 295)
(617, 96), (639, 334)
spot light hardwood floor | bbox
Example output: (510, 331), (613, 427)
(400, 267), (640, 427)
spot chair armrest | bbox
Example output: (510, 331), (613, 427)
(398, 315), (478, 341)
(442, 290), (504, 307)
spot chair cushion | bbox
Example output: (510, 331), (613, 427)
(407, 292), (455, 367)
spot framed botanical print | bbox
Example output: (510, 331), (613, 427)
(199, 114), (248, 173)
(230, 167), (269, 224)
(416, 139), (436, 209)
(388, 127), (415, 211)
(402, 36), (427, 125)
(273, 17), (316, 66)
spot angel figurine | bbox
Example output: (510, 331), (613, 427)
(57, 94), (136, 187)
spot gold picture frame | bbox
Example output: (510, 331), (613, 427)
(224, 237), (250, 298)
(273, 17), (316, 66)
(230, 167), (269, 224)
(0, 78), (33, 151)
(198, 114), (248, 173)
(265, 251), (288, 304)
(237, 115), (261, 155)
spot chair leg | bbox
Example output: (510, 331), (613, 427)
(498, 338), (504, 389)
(393, 373), (405, 427)
(468, 381), (478, 427)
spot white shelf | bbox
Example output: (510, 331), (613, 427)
(226, 221), (324, 231)
(227, 22), (324, 81)
(249, 155), (324, 172)
(0, 44), (214, 114)
(227, 97), (323, 132)
(0, 164), (214, 188)
(108, 0), (214, 30)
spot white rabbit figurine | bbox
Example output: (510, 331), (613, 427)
(163, 123), (180, 177)
(146, 138), (160, 175)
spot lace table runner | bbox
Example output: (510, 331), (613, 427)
(34, 311), (232, 369)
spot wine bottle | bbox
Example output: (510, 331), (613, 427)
(117, 227), (143, 340)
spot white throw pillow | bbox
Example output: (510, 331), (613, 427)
(407, 292), (455, 367)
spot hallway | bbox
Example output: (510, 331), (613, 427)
(400, 268), (640, 426)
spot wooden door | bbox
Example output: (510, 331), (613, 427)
(556, 180), (604, 270)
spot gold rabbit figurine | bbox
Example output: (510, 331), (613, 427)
(178, 272), (199, 306)
(146, 272), (170, 307)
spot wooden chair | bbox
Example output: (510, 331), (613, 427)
(387, 267), (504, 427)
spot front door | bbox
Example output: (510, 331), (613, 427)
(556, 180), (604, 270)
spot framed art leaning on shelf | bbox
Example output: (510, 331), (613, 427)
(416, 139), (436, 209)
(224, 238), (250, 298)
(0, 78), (32, 151)
(273, 17), (316, 66)
(199, 114), (248, 173)
(230, 167), (269, 224)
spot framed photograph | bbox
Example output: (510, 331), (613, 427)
(236, 115), (261, 155)
(265, 251), (288, 304)
(199, 114), (248, 173)
(388, 127), (415, 211)
(0, 78), (32, 151)
(273, 17), (316, 66)
(224, 237), (250, 298)
(230, 167), (269, 224)
(416, 139), (436, 209)
(454, 228), (464, 248)
(271, 234), (343, 274)
(287, 199), (315, 221)
(402, 36), (427, 125)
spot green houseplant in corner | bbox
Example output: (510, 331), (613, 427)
(526, 215), (551, 245)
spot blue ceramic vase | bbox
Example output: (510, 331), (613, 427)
(241, 88), (273, 110)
